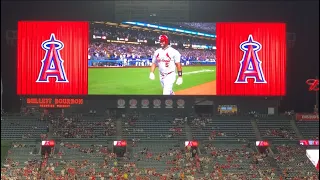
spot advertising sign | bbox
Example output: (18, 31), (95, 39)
(296, 113), (319, 121)
(299, 140), (319, 146)
(306, 79), (319, 91)
(26, 97), (83, 108)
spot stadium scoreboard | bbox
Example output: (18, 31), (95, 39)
(17, 21), (286, 96)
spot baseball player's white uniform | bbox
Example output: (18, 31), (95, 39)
(152, 46), (181, 95)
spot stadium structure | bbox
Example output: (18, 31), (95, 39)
(1, 21), (319, 179)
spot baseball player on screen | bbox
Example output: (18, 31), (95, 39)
(149, 35), (183, 95)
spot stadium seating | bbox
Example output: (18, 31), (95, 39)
(175, 22), (216, 34)
(52, 115), (116, 140)
(130, 141), (181, 172)
(190, 117), (256, 141)
(1, 113), (319, 179)
(273, 144), (319, 179)
(122, 116), (186, 141)
(296, 121), (319, 139)
(50, 141), (111, 176)
(1, 116), (48, 140)
(201, 142), (273, 179)
(256, 118), (298, 141)
(88, 42), (216, 65)
(2, 141), (42, 179)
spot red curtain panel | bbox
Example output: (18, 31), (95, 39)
(17, 21), (88, 95)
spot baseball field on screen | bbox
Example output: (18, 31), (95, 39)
(88, 66), (216, 95)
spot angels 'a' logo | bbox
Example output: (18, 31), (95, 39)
(235, 35), (266, 83)
(36, 33), (68, 83)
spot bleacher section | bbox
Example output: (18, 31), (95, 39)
(1, 116), (48, 140)
(201, 143), (269, 179)
(122, 117), (186, 141)
(52, 115), (117, 140)
(1, 113), (318, 179)
(256, 118), (297, 141)
(296, 121), (319, 139)
(190, 117), (256, 141)
(50, 141), (111, 176)
(131, 141), (181, 173)
(2, 142), (42, 172)
(274, 144), (318, 179)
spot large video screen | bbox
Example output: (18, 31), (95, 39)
(17, 21), (286, 96)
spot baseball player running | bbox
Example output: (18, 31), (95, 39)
(149, 35), (183, 95)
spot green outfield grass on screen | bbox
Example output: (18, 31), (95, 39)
(88, 21), (217, 95)
(88, 66), (216, 95)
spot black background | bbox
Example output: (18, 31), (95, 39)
(1, 1), (319, 112)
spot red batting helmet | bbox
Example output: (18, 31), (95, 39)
(159, 35), (169, 45)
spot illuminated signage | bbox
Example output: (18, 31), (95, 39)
(116, 37), (128, 41)
(256, 141), (269, 147)
(185, 141), (198, 147)
(17, 21), (286, 96)
(137, 39), (147, 43)
(42, 140), (55, 146)
(36, 34), (68, 83)
(191, 45), (215, 50)
(296, 113), (319, 121)
(300, 140), (319, 146)
(113, 140), (127, 147)
(306, 79), (319, 91)
(235, 35), (266, 84)
(26, 98), (83, 108)
(155, 41), (178, 46)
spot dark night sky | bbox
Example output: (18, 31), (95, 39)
(1, 1), (319, 112)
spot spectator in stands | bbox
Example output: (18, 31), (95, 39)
(89, 24), (216, 67)
(175, 22), (216, 34)
(88, 42), (216, 65)
(1, 111), (318, 179)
